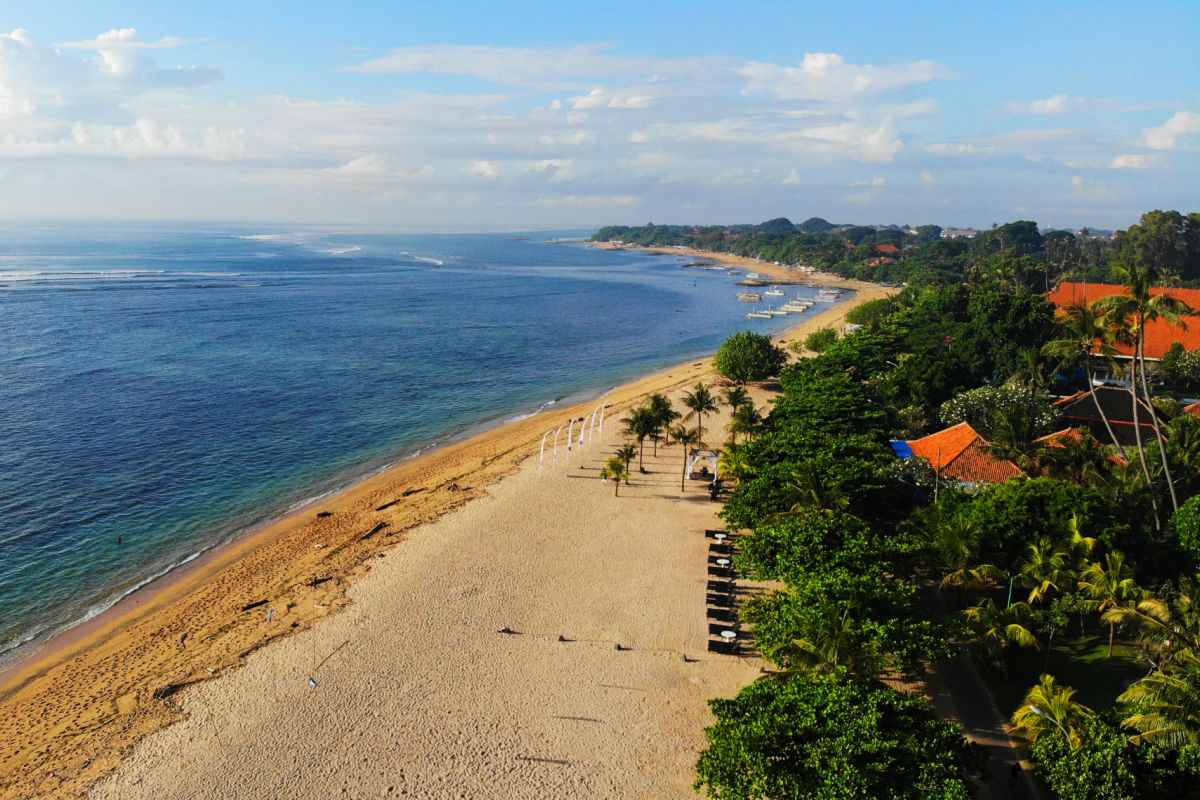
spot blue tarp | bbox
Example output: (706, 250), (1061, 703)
(890, 440), (914, 459)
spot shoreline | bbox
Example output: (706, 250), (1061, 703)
(0, 245), (895, 798)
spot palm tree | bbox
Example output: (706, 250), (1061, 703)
(1096, 269), (1193, 515)
(599, 455), (630, 496)
(722, 385), (750, 411)
(615, 443), (637, 471)
(1041, 300), (1122, 447)
(718, 440), (754, 485)
(727, 401), (764, 444)
(682, 382), (718, 446)
(1118, 650), (1200, 748)
(620, 406), (657, 472)
(646, 393), (678, 452)
(1011, 674), (1094, 749)
(1104, 578), (1200, 670)
(1015, 537), (1074, 606)
(766, 600), (885, 680)
(964, 598), (1039, 673)
(1078, 551), (1140, 656)
(672, 425), (700, 492)
(930, 516), (1002, 596)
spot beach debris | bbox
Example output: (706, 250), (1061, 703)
(312, 543), (326, 549)
(360, 522), (388, 541)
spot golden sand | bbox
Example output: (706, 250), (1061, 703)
(0, 248), (894, 798)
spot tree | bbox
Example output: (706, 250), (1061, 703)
(1042, 300), (1123, 447)
(672, 425), (700, 492)
(964, 598), (1038, 671)
(646, 392), (678, 451)
(694, 671), (984, 800)
(713, 331), (787, 383)
(803, 326), (839, 354)
(615, 443), (637, 471)
(620, 406), (657, 472)
(599, 455), (629, 496)
(1119, 650), (1200, 748)
(1079, 551), (1140, 656)
(1011, 673), (1094, 749)
(682, 382), (718, 446)
(722, 385), (750, 411)
(727, 401), (764, 443)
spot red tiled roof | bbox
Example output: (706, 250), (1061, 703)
(907, 422), (1023, 484)
(1185, 402), (1200, 419)
(877, 244), (899, 254)
(1046, 282), (1200, 360)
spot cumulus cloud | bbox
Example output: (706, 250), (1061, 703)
(926, 142), (989, 155)
(1143, 111), (1200, 150)
(851, 177), (885, 187)
(920, 170), (936, 186)
(463, 160), (498, 178)
(739, 52), (954, 101)
(326, 154), (389, 174)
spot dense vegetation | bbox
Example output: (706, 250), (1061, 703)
(602, 210), (1200, 798)
(594, 210), (1200, 288)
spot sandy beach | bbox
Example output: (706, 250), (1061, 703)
(0, 247), (894, 799)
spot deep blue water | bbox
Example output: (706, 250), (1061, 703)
(0, 222), (834, 662)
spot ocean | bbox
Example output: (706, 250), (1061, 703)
(0, 222), (836, 664)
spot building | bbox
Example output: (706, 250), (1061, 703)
(1052, 385), (1165, 447)
(895, 421), (1022, 485)
(1046, 282), (1200, 361)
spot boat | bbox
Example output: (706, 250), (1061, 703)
(763, 286), (786, 297)
(745, 306), (772, 319)
(765, 306), (790, 316)
(737, 292), (763, 302)
(746, 272), (761, 279)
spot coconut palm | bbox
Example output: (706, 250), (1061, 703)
(1118, 650), (1200, 748)
(1011, 538), (1068, 606)
(646, 393), (678, 451)
(672, 425), (700, 492)
(1078, 550), (1140, 657)
(615, 443), (637, 471)
(1104, 577), (1200, 670)
(727, 401), (764, 444)
(1011, 674), (1094, 749)
(1096, 270), (1193, 516)
(722, 385), (750, 411)
(682, 382), (718, 446)
(600, 455), (630, 496)
(1041, 300), (1122, 446)
(931, 515), (1003, 595)
(718, 440), (753, 485)
(620, 406), (657, 472)
(964, 598), (1039, 672)
(766, 601), (885, 680)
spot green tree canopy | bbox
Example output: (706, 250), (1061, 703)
(713, 331), (787, 383)
(695, 671), (984, 800)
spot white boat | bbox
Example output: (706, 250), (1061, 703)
(746, 272), (761, 279)
(745, 306), (772, 319)
(765, 306), (790, 316)
(737, 291), (763, 302)
(782, 302), (810, 313)
(763, 286), (786, 297)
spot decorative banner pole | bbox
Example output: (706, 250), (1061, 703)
(539, 428), (556, 468)
(553, 421), (572, 462)
(567, 417), (579, 451)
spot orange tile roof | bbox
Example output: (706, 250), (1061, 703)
(907, 422), (1022, 483)
(877, 244), (899, 254)
(1185, 402), (1200, 419)
(1046, 282), (1200, 359)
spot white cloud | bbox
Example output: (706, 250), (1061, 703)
(1110, 154), (1150, 169)
(1003, 94), (1115, 116)
(326, 154), (388, 175)
(926, 142), (989, 155)
(920, 170), (936, 186)
(530, 194), (636, 208)
(1143, 111), (1200, 150)
(851, 177), (885, 187)
(463, 160), (498, 178)
(783, 169), (802, 185)
(1071, 174), (1114, 202)
(738, 52), (954, 101)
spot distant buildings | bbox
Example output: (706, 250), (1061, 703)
(940, 229), (979, 239)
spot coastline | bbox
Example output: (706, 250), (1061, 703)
(0, 245), (895, 798)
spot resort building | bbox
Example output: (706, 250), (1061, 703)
(894, 421), (1022, 486)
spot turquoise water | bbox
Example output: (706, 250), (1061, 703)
(0, 222), (834, 662)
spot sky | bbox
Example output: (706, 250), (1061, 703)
(1, 0), (1197, 231)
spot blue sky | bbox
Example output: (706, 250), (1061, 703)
(1, 1), (1196, 230)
